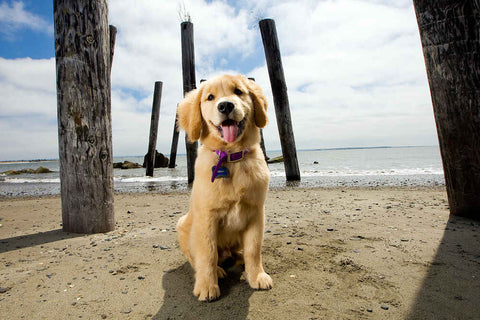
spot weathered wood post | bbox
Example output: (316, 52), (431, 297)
(259, 129), (268, 163)
(54, 0), (115, 233)
(109, 25), (116, 70)
(181, 21), (198, 184)
(146, 81), (163, 177)
(413, 1), (480, 219)
(168, 111), (180, 169)
(259, 19), (301, 181)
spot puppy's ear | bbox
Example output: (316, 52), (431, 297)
(177, 87), (203, 142)
(247, 79), (268, 128)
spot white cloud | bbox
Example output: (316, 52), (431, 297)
(251, 0), (436, 150)
(108, 0), (259, 156)
(0, 0), (438, 160)
(0, 115), (58, 160)
(0, 1), (53, 38)
(0, 57), (57, 159)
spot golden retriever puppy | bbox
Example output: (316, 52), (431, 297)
(176, 74), (273, 301)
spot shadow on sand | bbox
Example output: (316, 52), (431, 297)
(154, 262), (253, 320)
(0, 229), (82, 254)
(408, 215), (480, 319)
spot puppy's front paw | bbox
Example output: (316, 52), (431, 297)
(193, 280), (220, 301)
(248, 272), (273, 290)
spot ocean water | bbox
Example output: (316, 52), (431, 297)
(0, 146), (445, 197)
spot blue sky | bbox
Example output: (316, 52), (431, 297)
(0, 1), (53, 58)
(0, 0), (438, 160)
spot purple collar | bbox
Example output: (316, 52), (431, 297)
(211, 149), (248, 182)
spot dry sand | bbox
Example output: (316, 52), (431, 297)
(1, 186), (479, 319)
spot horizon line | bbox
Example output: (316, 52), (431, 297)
(0, 145), (439, 163)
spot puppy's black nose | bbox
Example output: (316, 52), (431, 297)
(217, 101), (235, 115)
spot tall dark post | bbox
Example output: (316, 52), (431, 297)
(146, 81), (163, 177)
(259, 129), (268, 163)
(259, 19), (300, 181)
(109, 25), (116, 71)
(181, 21), (198, 184)
(54, 0), (115, 233)
(168, 113), (179, 169)
(413, 1), (480, 219)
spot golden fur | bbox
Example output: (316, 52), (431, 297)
(176, 74), (273, 301)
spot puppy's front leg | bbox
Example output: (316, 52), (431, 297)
(191, 212), (220, 301)
(242, 205), (273, 290)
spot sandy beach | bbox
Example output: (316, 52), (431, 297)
(1, 186), (479, 319)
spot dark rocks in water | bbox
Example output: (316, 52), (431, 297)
(35, 166), (53, 173)
(113, 161), (142, 169)
(2, 166), (53, 175)
(267, 155), (284, 164)
(142, 150), (169, 168)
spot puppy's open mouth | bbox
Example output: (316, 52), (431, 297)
(215, 118), (246, 143)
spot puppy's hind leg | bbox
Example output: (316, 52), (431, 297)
(177, 214), (193, 265)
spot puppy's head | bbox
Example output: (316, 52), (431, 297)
(177, 74), (268, 147)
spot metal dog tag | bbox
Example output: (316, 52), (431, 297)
(211, 166), (229, 179)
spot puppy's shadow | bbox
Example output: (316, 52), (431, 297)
(154, 262), (253, 320)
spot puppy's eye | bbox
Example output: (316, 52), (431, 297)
(234, 88), (243, 95)
(207, 94), (214, 101)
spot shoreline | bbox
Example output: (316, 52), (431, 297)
(2, 185), (479, 319)
(0, 159), (57, 164)
(0, 146), (445, 199)
(0, 183), (447, 200)
(0, 173), (445, 199)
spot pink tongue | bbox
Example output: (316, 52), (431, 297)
(222, 122), (238, 143)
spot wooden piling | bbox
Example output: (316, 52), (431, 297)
(181, 21), (198, 184)
(168, 112), (180, 169)
(259, 19), (301, 181)
(109, 25), (116, 71)
(413, 0), (480, 219)
(259, 129), (268, 163)
(146, 81), (163, 177)
(54, 0), (115, 233)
